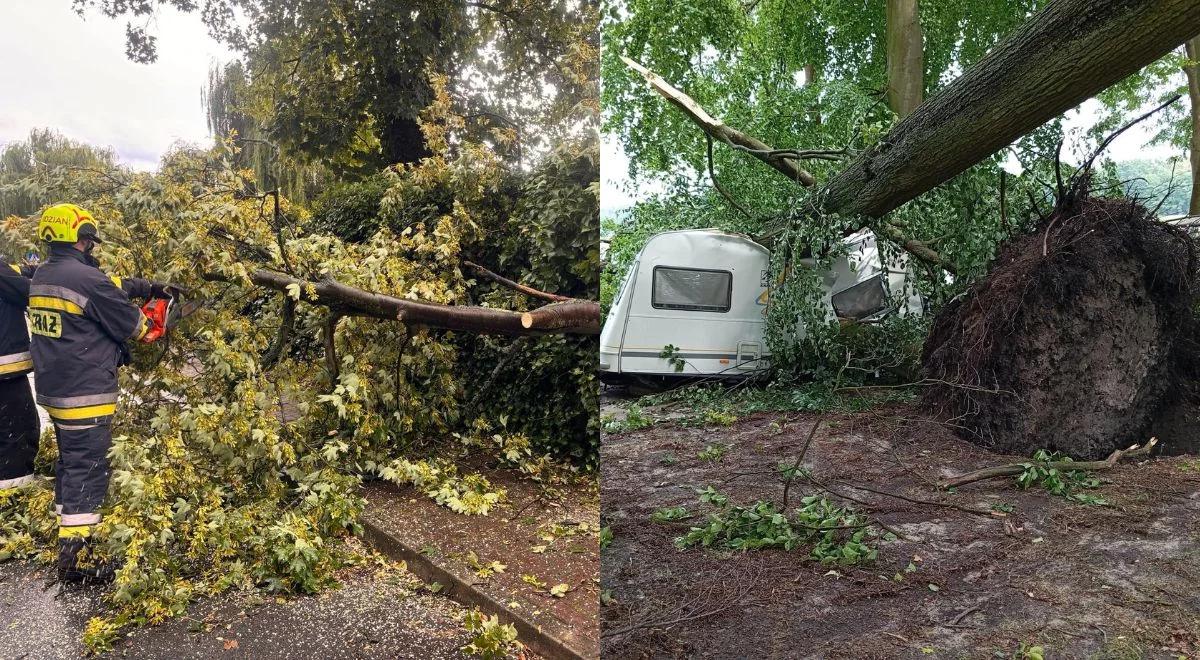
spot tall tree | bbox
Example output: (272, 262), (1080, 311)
(77, 0), (599, 172)
(1185, 36), (1200, 213)
(886, 0), (924, 117)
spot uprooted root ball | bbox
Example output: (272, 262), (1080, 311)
(922, 195), (1197, 459)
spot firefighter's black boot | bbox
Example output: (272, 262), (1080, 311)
(57, 537), (117, 585)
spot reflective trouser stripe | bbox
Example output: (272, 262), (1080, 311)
(44, 403), (116, 421)
(61, 512), (101, 526)
(54, 423), (111, 535)
(60, 524), (93, 538)
(38, 393), (119, 408)
(57, 423), (99, 431)
(0, 352), (32, 375)
(0, 473), (35, 489)
(39, 393), (119, 423)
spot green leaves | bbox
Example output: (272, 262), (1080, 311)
(675, 488), (880, 564)
(1014, 450), (1110, 505)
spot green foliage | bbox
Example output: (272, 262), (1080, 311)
(601, 405), (654, 434)
(676, 489), (879, 564)
(0, 128), (117, 219)
(650, 506), (693, 522)
(377, 458), (505, 516)
(1114, 158), (1193, 216)
(308, 174), (394, 243)
(696, 443), (728, 462)
(1013, 643), (1046, 660)
(600, 0), (1100, 378)
(86, 0), (598, 172)
(1016, 450), (1109, 505)
(599, 526), (613, 550)
(659, 343), (686, 372)
(462, 608), (522, 659)
(637, 380), (916, 430)
(0, 90), (597, 646)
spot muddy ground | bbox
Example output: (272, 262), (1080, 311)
(600, 402), (1200, 659)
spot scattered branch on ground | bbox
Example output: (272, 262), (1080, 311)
(940, 438), (1158, 489)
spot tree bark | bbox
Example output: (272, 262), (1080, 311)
(1185, 38), (1200, 215)
(208, 269), (601, 335)
(823, 0), (1200, 220)
(886, 0), (924, 118)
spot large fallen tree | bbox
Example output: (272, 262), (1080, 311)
(619, 0), (1200, 459)
(623, 0), (1200, 271)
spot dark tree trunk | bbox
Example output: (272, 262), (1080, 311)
(885, 0), (924, 118)
(823, 0), (1200, 220)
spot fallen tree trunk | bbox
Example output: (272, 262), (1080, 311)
(625, 0), (1200, 269)
(940, 438), (1158, 489)
(209, 269), (601, 335)
(825, 0), (1200, 218)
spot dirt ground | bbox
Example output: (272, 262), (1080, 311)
(600, 402), (1200, 659)
(365, 464), (601, 658)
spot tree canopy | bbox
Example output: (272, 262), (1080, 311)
(78, 0), (598, 173)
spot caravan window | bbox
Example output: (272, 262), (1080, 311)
(651, 266), (732, 312)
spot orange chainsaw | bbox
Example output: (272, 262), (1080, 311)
(140, 293), (204, 343)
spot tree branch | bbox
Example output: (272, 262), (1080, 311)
(464, 260), (572, 303)
(939, 438), (1158, 490)
(622, 55), (952, 271)
(204, 269), (600, 335)
(621, 55), (816, 186)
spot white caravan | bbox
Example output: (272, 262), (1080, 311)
(599, 228), (922, 381)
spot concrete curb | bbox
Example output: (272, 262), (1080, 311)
(360, 517), (589, 660)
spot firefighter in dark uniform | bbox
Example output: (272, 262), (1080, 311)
(30, 203), (174, 583)
(0, 261), (38, 497)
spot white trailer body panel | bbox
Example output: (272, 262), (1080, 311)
(600, 229), (921, 379)
(600, 230), (770, 377)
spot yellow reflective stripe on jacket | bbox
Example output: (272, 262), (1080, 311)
(29, 295), (84, 315)
(109, 275), (122, 289)
(8, 264), (19, 274)
(59, 525), (92, 538)
(43, 403), (117, 421)
(134, 310), (149, 341)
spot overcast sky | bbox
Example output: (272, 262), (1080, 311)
(0, 2), (235, 171)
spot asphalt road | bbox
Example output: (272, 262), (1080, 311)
(0, 560), (473, 659)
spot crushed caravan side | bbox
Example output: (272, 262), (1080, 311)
(600, 229), (923, 381)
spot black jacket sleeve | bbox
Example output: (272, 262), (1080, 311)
(110, 275), (154, 300)
(0, 264), (30, 307)
(87, 275), (149, 343)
